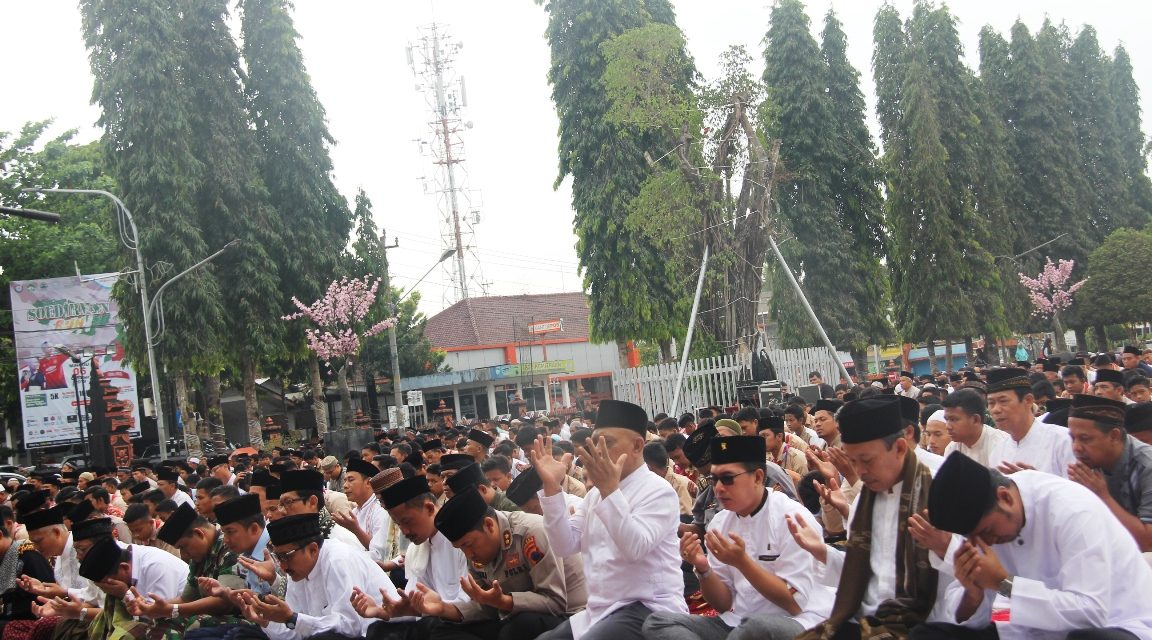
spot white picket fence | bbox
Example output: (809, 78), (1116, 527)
(763, 346), (853, 390)
(610, 346), (851, 415)
(612, 354), (749, 416)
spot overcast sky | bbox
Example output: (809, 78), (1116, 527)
(2, 0), (1148, 318)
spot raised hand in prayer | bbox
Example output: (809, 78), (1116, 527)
(410, 582), (446, 617)
(332, 509), (362, 533)
(996, 461), (1035, 474)
(908, 509), (952, 558)
(236, 548), (278, 583)
(1067, 462), (1108, 497)
(805, 449), (837, 481)
(237, 592), (268, 628)
(97, 578), (130, 600)
(813, 475), (849, 518)
(704, 530), (748, 567)
(350, 586), (397, 620)
(785, 513), (827, 564)
(680, 532), (709, 573)
(244, 593), (294, 625)
(196, 576), (228, 599)
(460, 575), (512, 611)
(529, 435), (568, 495)
(954, 538), (1008, 591)
(16, 574), (64, 598)
(578, 436), (628, 497)
(125, 591), (169, 618)
(32, 595), (84, 619)
(826, 447), (858, 485)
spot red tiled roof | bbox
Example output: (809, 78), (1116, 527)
(424, 292), (591, 349)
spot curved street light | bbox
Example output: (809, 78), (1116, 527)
(387, 247), (456, 432)
(22, 188), (238, 460)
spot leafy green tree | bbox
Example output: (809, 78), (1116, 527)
(601, 22), (791, 358)
(875, 3), (1007, 352)
(819, 8), (893, 363)
(81, 0), (226, 447)
(1, 125), (120, 447)
(1110, 45), (1152, 219)
(179, 0), (285, 447)
(764, 0), (881, 355)
(1003, 21), (1094, 264)
(1067, 27), (1137, 235)
(1078, 228), (1152, 326)
(344, 189), (444, 426)
(917, 5), (1012, 349)
(535, 0), (693, 349)
(240, 0), (353, 434)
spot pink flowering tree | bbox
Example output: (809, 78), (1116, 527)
(284, 276), (396, 430)
(1018, 257), (1087, 352)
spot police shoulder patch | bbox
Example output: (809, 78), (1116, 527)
(523, 535), (545, 567)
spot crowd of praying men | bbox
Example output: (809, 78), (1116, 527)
(0, 350), (1151, 640)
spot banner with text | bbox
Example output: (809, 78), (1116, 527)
(11, 275), (141, 448)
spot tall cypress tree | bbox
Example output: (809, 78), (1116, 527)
(920, 5), (1010, 345)
(1003, 20), (1094, 264)
(80, 0), (226, 438)
(1110, 45), (1152, 220)
(763, 0), (839, 350)
(536, 0), (689, 346)
(874, 3), (1009, 349)
(1067, 27), (1135, 235)
(240, 0), (350, 294)
(879, 11), (970, 346)
(240, 0), (351, 433)
(872, 5), (907, 156)
(763, 0), (891, 358)
(820, 8), (893, 364)
(180, 0), (284, 447)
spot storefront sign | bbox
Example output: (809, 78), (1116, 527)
(492, 359), (575, 379)
(527, 319), (564, 335)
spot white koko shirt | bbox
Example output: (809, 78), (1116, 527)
(942, 471), (1152, 639)
(708, 490), (834, 629)
(540, 464), (686, 639)
(989, 418), (1074, 478)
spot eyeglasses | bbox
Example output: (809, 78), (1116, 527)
(278, 497), (303, 509)
(271, 546), (305, 563)
(706, 470), (752, 486)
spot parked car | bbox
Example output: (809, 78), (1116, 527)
(0, 472), (26, 488)
(60, 455), (89, 470)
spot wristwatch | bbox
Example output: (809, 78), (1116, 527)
(997, 577), (1014, 598)
(285, 613), (299, 629)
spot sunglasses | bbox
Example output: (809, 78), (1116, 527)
(706, 470), (752, 486)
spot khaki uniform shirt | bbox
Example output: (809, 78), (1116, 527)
(769, 444), (808, 479)
(456, 511), (587, 622)
(664, 468), (694, 516)
(560, 474), (587, 498)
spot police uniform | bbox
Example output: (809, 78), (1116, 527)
(433, 490), (586, 640)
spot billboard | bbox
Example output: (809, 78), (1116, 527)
(10, 274), (141, 448)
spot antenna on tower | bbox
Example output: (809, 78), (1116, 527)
(409, 22), (484, 304)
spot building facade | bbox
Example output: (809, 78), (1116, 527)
(400, 292), (622, 424)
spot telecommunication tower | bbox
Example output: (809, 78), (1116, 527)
(407, 23), (484, 304)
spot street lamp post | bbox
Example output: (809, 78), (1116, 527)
(386, 247), (454, 433)
(21, 188), (238, 460)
